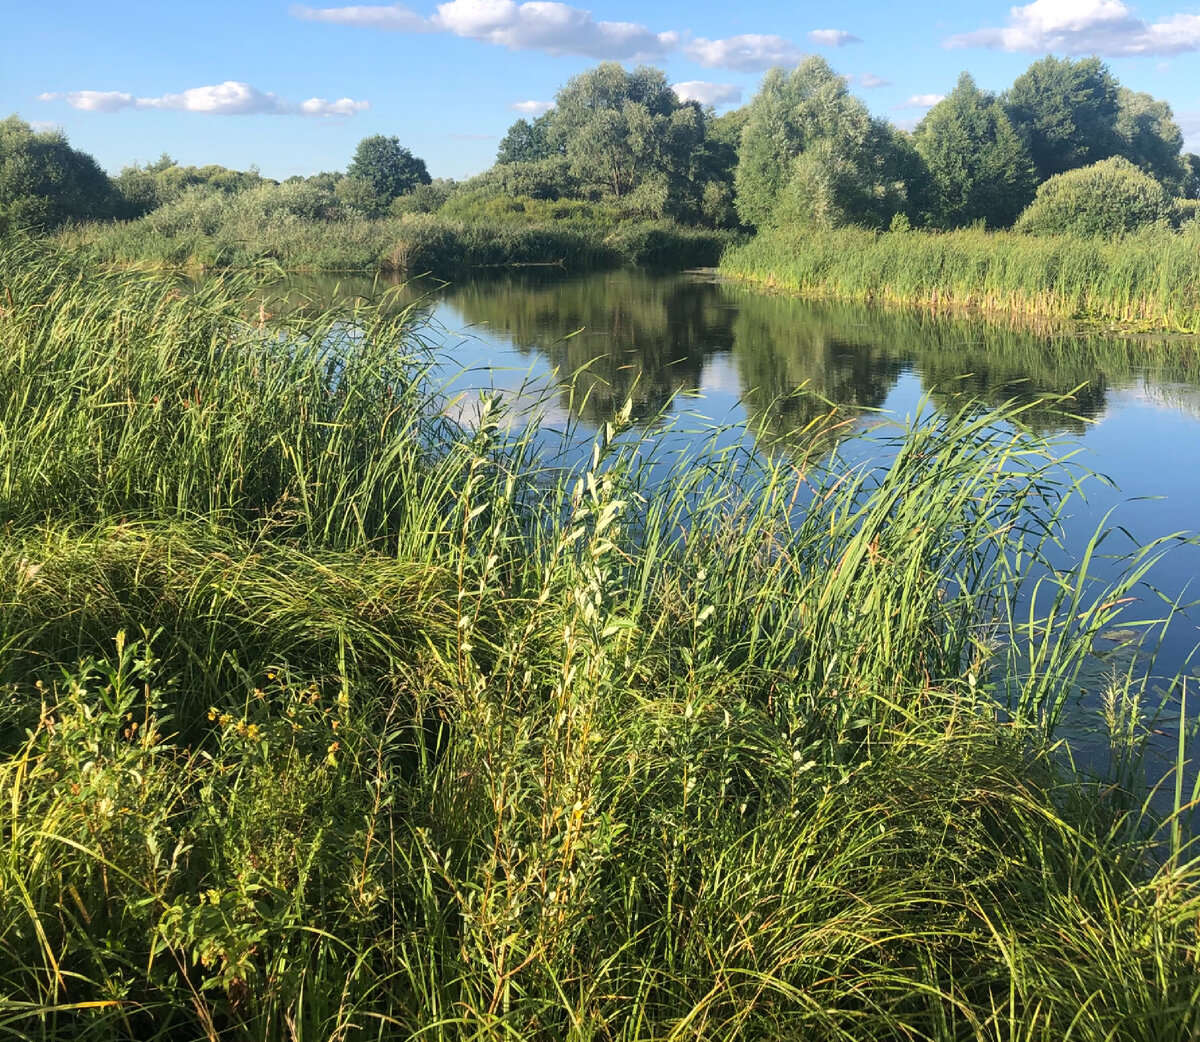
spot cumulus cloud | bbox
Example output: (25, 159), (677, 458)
(808, 28), (861, 47)
(684, 33), (804, 71)
(298, 96), (371, 115)
(38, 90), (136, 113)
(946, 0), (1200, 57)
(853, 73), (891, 88)
(295, 3), (809, 69)
(437, 0), (674, 57)
(671, 80), (743, 106)
(901, 93), (946, 108)
(510, 99), (554, 115)
(39, 82), (368, 117)
(295, 0), (672, 58)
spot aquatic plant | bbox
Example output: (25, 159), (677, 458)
(1, 240), (1197, 1041)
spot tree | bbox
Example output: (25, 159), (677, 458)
(345, 135), (431, 203)
(1004, 56), (1121, 182)
(0, 115), (116, 231)
(1183, 154), (1200, 200)
(734, 57), (911, 230)
(549, 64), (686, 202)
(1015, 156), (1174, 237)
(1114, 88), (1187, 193)
(496, 113), (558, 165)
(913, 73), (1036, 228)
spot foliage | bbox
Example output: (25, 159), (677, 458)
(59, 193), (734, 275)
(1016, 156), (1175, 238)
(112, 158), (266, 218)
(0, 115), (116, 231)
(913, 73), (1037, 228)
(388, 178), (457, 215)
(496, 112), (558, 165)
(734, 57), (909, 230)
(1004, 56), (1121, 182)
(1, 244), (1199, 1040)
(550, 63), (680, 199)
(345, 134), (431, 205)
(540, 63), (731, 221)
(1114, 87), (1189, 192)
(459, 155), (579, 201)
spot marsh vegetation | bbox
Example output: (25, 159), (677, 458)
(1, 241), (1199, 1040)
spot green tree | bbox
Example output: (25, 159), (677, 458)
(913, 73), (1036, 228)
(345, 135), (431, 204)
(1004, 56), (1121, 182)
(549, 63), (692, 205)
(1015, 156), (1174, 237)
(496, 113), (558, 165)
(1183, 153), (1200, 200)
(1114, 88), (1187, 193)
(734, 57), (911, 230)
(0, 115), (116, 231)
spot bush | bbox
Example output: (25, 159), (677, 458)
(1016, 156), (1174, 237)
(1174, 197), (1200, 228)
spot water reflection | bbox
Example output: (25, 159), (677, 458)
(272, 269), (1200, 447)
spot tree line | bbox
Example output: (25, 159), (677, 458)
(2, 54), (1196, 238)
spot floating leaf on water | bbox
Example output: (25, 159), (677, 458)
(1097, 628), (1141, 644)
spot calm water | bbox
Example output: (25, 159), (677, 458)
(278, 267), (1200, 773)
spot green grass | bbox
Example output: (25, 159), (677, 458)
(720, 222), (1200, 332)
(1, 238), (1199, 1041)
(56, 193), (735, 276)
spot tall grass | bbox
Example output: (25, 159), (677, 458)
(721, 222), (1200, 332)
(56, 191), (734, 276)
(1, 238), (1198, 1040)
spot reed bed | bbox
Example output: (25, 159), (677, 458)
(720, 223), (1200, 332)
(57, 200), (733, 276)
(1, 239), (1198, 1041)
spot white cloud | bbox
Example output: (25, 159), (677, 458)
(296, 0), (671, 58)
(291, 2), (431, 30)
(38, 90), (135, 113)
(295, 3), (807, 69)
(139, 82), (292, 114)
(947, 0), (1200, 57)
(436, 0), (674, 58)
(852, 73), (891, 88)
(672, 80), (743, 106)
(901, 93), (946, 108)
(808, 28), (861, 47)
(510, 99), (554, 115)
(299, 96), (371, 116)
(684, 33), (804, 71)
(40, 82), (368, 117)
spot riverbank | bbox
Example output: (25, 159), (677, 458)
(57, 210), (736, 276)
(720, 223), (1200, 333)
(2, 240), (1198, 1041)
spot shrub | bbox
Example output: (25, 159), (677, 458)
(1016, 156), (1174, 237)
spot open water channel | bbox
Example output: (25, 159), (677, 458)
(276, 266), (1200, 780)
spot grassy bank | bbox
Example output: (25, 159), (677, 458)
(57, 203), (734, 276)
(720, 223), (1200, 332)
(1, 240), (1199, 1041)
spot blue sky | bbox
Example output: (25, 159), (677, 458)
(6, 1), (1200, 181)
